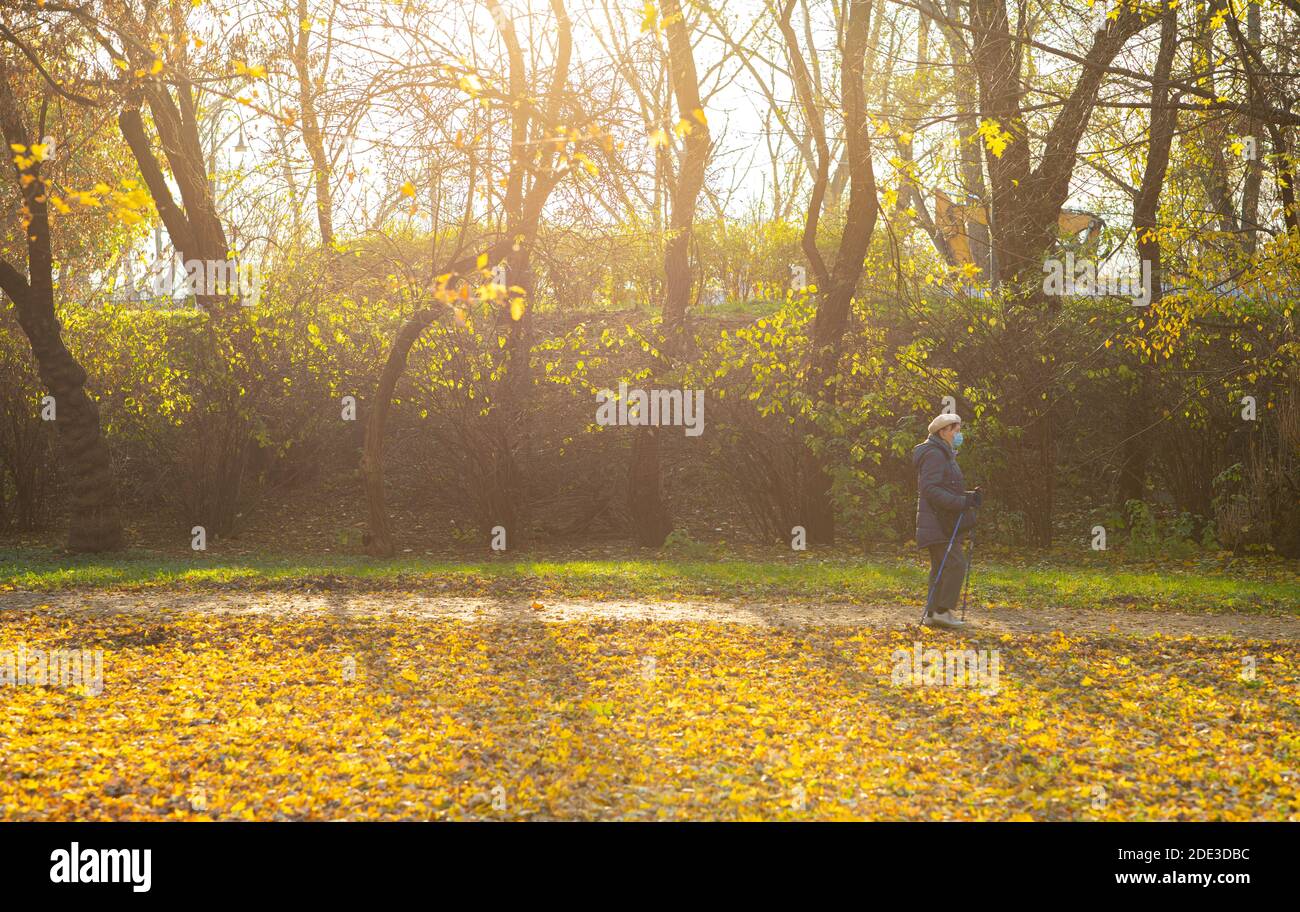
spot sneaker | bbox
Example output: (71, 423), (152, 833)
(924, 610), (966, 630)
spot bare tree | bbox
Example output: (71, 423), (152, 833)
(626, 0), (713, 547)
(1116, 2), (1179, 508)
(779, 0), (879, 544)
(362, 0), (575, 556)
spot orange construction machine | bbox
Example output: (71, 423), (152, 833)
(932, 189), (1104, 267)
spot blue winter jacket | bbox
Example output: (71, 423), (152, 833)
(912, 434), (972, 547)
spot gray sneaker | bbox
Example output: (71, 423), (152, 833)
(924, 610), (966, 630)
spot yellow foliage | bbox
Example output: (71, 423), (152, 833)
(0, 612), (1293, 821)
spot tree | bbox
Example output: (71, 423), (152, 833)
(51, 1), (239, 312)
(286, 0), (338, 247)
(1116, 2), (1179, 508)
(779, 0), (879, 544)
(626, 0), (712, 547)
(0, 61), (122, 551)
(960, 0), (1154, 546)
(362, 0), (577, 557)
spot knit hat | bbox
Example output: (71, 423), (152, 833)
(927, 413), (962, 435)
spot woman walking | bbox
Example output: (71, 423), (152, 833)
(912, 413), (981, 629)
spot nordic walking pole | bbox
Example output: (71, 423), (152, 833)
(960, 528), (975, 622)
(921, 512), (964, 624)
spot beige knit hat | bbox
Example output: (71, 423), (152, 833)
(927, 413), (962, 435)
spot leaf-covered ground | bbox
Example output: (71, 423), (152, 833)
(2, 603), (1296, 821)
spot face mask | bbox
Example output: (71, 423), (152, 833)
(952, 431), (964, 449)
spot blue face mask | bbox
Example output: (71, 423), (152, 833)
(952, 431), (964, 449)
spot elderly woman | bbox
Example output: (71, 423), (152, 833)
(912, 413), (982, 629)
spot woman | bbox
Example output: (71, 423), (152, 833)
(912, 413), (981, 629)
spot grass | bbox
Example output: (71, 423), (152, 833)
(1, 547), (1296, 615)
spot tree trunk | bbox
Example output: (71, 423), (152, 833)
(292, 0), (334, 247)
(627, 0), (710, 548)
(118, 73), (231, 313)
(0, 68), (122, 552)
(781, 0), (878, 545)
(1270, 124), (1299, 233)
(470, 0), (570, 547)
(628, 426), (671, 546)
(362, 309), (443, 557)
(19, 315), (122, 551)
(942, 0), (993, 278)
(1117, 4), (1178, 509)
(359, 0), (569, 558)
(968, 0), (1153, 547)
(487, 248), (534, 542)
(1240, 0), (1263, 252)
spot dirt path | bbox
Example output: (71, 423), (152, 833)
(2, 590), (1297, 639)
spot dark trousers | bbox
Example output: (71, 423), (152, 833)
(926, 541), (968, 615)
